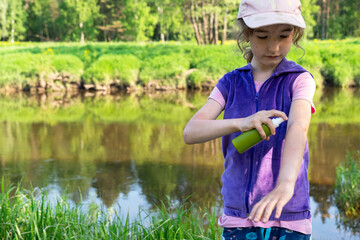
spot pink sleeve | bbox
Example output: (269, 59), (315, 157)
(292, 72), (316, 114)
(208, 87), (225, 109)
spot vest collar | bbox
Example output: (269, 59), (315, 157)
(237, 58), (305, 76)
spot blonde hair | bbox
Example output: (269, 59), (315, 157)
(235, 19), (305, 63)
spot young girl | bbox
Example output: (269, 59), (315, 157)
(183, 0), (316, 239)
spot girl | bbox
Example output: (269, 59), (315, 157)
(183, 0), (316, 239)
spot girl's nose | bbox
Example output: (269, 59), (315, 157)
(268, 40), (280, 53)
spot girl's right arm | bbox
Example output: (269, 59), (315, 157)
(183, 99), (237, 144)
(183, 99), (287, 144)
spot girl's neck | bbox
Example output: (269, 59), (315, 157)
(250, 62), (275, 82)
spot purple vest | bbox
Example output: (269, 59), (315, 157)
(216, 58), (311, 221)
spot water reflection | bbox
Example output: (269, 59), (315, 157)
(0, 89), (359, 239)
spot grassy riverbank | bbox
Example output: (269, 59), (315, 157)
(0, 183), (220, 239)
(1, 39), (360, 92)
(334, 152), (360, 235)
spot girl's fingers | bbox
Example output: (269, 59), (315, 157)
(261, 200), (277, 223)
(249, 199), (269, 222)
(269, 110), (288, 120)
(264, 118), (276, 135)
(255, 123), (268, 139)
(275, 199), (286, 219)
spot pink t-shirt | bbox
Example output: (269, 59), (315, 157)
(210, 72), (316, 114)
(209, 72), (316, 235)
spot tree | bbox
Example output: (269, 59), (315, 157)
(313, 0), (360, 39)
(57, 0), (99, 42)
(97, 0), (125, 42)
(301, 0), (319, 39)
(0, 0), (8, 40)
(188, 0), (236, 45)
(9, 0), (26, 42)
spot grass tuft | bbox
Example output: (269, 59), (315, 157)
(335, 152), (360, 218)
(0, 183), (222, 239)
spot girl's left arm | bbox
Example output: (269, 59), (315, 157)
(248, 99), (312, 223)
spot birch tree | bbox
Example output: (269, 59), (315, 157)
(0, 0), (8, 40)
(9, 0), (26, 42)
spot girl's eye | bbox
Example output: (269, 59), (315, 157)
(280, 35), (290, 38)
(257, 36), (267, 39)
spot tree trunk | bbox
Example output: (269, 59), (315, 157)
(214, 11), (218, 44)
(321, 0), (326, 39)
(45, 23), (50, 41)
(222, 4), (228, 45)
(0, 0), (8, 40)
(103, 19), (107, 42)
(209, 0), (215, 44)
(209, 11), (214, 43)
(11, 9), (14, 43)
(356, 0), (359, 35)
(80, 21), (85, 43)
(201, 0), (208, 44)
(190, 0), (203, 45)
(158, 6), (165, 43)
(326, 0), (330, 38)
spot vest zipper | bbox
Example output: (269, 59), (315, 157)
(245, 74), (274, 215)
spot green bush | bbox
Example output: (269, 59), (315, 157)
(288, 43), (324, 87)
(83, 54), (140, 86)
(186, 70), (208, 89)
(0, 52), (84, 86)
(1, 40), (360, 89)
(139, 53), (190, 88)
(335, 151), (360, 217)
(187, 45), (246, 87)
(51, 55), (84, 80)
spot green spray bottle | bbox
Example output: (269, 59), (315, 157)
(232, 117), (286, 154)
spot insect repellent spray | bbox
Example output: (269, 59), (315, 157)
(232, 117), (286, 154)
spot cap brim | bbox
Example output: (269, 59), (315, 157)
(240, 12), (306, 29)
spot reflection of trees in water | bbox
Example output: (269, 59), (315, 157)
(310, 184), (334, 223)
(309, 123), (360, 186)
(92, 161), (135, 207)
(135, 162), (223, 210)
(336, 214), (360, 236)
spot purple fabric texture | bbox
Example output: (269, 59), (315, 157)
(217, 58), (311, 221)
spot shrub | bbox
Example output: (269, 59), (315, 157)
(335, 151), (360, 217)
(51, 55), (84, 80)
(139, 53), (190, 88)
(0, 53), (84, 87)
(288, 43), (324, 87)
(186, 70), (208, 89)
(188, 45), (246, 86)
(83, 54), (140, 86)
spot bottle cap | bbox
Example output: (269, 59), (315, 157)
(271, 117), (285, 128)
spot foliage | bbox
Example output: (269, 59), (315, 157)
(314, 0), (360, 39)
(3, 0), (360, 43)
(0, 183), (222, 239)
(0, 51), (83, 86)
(335, 152), (360, 218)
(139, 53), (190, 88)
(0, 40), (360, 89)
(83, 54), (140, 86)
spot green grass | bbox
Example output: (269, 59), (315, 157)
(1, 39), (360, 90)
(83, 54), (140, 86)
(335, 152), (360, 218)
(0, 183), (221, 239)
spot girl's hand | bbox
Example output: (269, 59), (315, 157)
(247, 181), (295, 223)
(238, 110), (288, 139)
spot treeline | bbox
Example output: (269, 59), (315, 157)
(0, 0), (358, 43)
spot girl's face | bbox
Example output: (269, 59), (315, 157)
(249, 24), (295, 70)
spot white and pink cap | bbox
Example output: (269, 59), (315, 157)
(237, 0), (306, 29)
